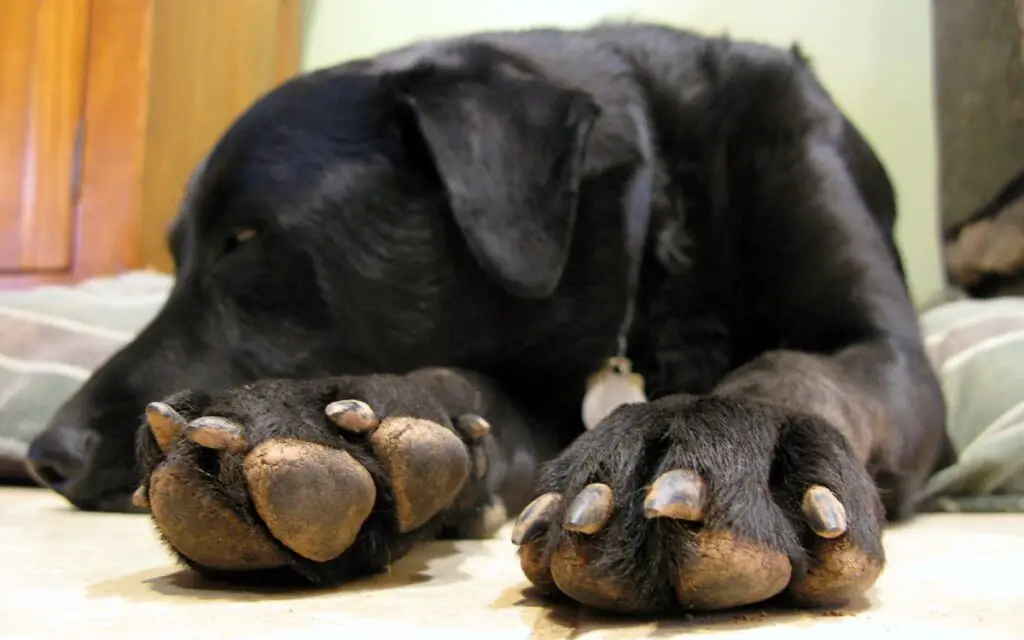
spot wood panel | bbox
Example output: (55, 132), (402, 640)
(0, 0), (90, 272)
(0, 0), (305, 288)
(72, 0), (155, 277)
(276, 0), (306, 84)
(139, 0), (305, 273)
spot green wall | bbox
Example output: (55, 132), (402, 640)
(301, 0), (943, 306)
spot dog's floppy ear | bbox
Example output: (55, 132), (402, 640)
(386, 60), (599, 298)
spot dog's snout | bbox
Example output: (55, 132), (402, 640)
(26, 427), (95, 497)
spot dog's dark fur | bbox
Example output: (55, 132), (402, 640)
(27, 23), (950, 612)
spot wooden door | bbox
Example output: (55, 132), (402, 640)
(0, 0), (90, 274)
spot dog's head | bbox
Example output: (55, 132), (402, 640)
(25, 43), (603, 511)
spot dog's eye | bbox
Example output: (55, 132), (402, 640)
(223, 228), (258, 255)
(234, 228), (258, 243)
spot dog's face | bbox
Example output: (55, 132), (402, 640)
(26, 46), (600, 511)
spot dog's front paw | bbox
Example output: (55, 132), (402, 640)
(512, 395), (884, 614)
(132, 375), (489, 584)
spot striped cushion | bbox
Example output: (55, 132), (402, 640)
(919, 296), (1024, 511)
(0, 272), (173, 479)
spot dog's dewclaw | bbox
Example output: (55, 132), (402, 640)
(244, 438), (376, 562)
(146, 402), (187, 452)
(511, 492), (562, 545)
(369, 417), (471, 533)
(131, 485), (150, 510)
(563, 483), (614, 534)
(184, 416), (247, 454)
(454, 413), (491, 441)
(325, 399), (379, 433)
(802, 485), (847, 539)
(643, 469), (708, 522)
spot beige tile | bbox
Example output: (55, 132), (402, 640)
(1, 487), (1022, 639)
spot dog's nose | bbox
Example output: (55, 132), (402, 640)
(26, 426), (94, 496)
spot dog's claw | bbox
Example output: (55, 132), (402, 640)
(146, 402), (187, 452)
(131, 485), (150, 510)
(325, 399), (379, 433)
(184, 416), (247, 454)
(801, 485), (847, 539)
(563, 483), (614, 534)
(454, 413), (491, 441)
(511, 492), (562, 545)
(643, 469), (708, 521)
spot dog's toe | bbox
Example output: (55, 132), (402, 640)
(673, 530), (792, 610)
(550, 536), (658, 613)
(148, 455), (289, 571)
(786, 538), (882, 607)
(244, 439), (376, 562)
(368, 416), (471, 533)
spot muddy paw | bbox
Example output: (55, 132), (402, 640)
(511, 395), (885, 614)
(133, 376), (480, 582)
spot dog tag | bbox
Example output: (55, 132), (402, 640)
(581, 357), (647, 430)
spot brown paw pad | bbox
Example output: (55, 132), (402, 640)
(149, 456), (288, 571)
(518, 540), (557, 594)
(674, 530), (792, 610)
(243, 439), (376, 563)
(369, 417), (471, 533)
(786, 538), (883, 607)
(550, 538), (658, 614)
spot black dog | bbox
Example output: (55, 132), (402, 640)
(26, 23), (950, 614)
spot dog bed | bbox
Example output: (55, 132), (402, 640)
(1, 273), (1022, 512)
(0, 271), (173, 479)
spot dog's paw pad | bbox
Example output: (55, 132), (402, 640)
(148, 457), (288, 571)
(517, 537), (557, 593)
(363, 416), (470, 533)
(643, 469), (708, 522)
(243, 439), (376, 562)
(786, 539), (882, 607)
(550, 538), (656, 613)
(563, 483), (614, 534)
(674, 530), (792, 610)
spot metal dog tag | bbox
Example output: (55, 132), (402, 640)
(581, 357), (647, 430)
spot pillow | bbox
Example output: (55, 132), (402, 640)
(0, 271), (173, 480)
(918, 296), (1024, 512)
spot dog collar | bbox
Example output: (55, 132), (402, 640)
(581, 105), (655, 430)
